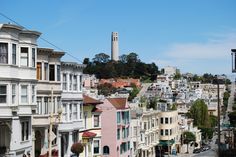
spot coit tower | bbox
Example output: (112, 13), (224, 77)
(111, 32), (119, 61)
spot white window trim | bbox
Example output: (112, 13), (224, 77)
(93, 138), (101, 155)
(0, 84), (7, 104)
(92, 114), (101, 128)
(20, 85), (28, 104)
(21, 120), (30, 142)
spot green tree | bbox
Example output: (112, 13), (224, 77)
(128, 84), (140, 101)
(183, 131), (196, 153)
(189, 99), (209, 127)
(228, 111), (236, 127)
(147, 96), (158, 110)
(174, 72), (181, 80)
(92, 53), (110, 63)
(97, 83), (116, 96)
(171, 103), (177, 110)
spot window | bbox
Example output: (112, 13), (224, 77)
(20, 47), (28, 66)
(32, 48), (35, 67)
(79, 75), (82, 91)
(63, 104), (67, 121)
(73, 131), (78, 143)
(117, 129), (120, 140)
(165, 129), (168, 136)
(44, 97), (48, 114)
(57, 65), (60, 81)
(44, 63), (48, 80)
(21, 85), (28, 103)
(69, 104), (72, 121)
(165, 117), (168, 124)
(0, 43), (8, 64)
(12, 84), (16, 104)
(73, 104), (77, 120)
(161, 129), (163, 136)
(69, 74), (72, 90)
(93, 115), (100, 127)
(170, 117), (172, 124)
(37, 97), (42, 114)
(122, 128), (125, 139)
(0, 85), (7, 103)
(32, 85), (35, 103)
(103, 146), (110, 155)
(93, 140), (100, 154)
(133, 126), (137, 136)
(144, 122), (147, 130)
(21, 121), (29, 141)
(73, 75), (77, 91)
(62, 74), (67, 90)
(37, 62), (42, 80)
(161, 117), (163, 124)
(49, 64), (55, 81)
(117, 112), (121, 123)
(170, 129), (172, 135)
(12, 44), (16, 65)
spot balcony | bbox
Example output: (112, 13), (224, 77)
(58, 119), (83, 131)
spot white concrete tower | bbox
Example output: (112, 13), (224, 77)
(111, 32), (119, 61)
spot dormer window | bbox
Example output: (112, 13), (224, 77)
(0, 43), (8, 64)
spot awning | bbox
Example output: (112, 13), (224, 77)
(158, 139), (175, 146)
(82, 131), (97, 138)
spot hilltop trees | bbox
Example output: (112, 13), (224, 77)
(83, 52), (159, 81)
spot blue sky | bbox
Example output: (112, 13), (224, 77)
(1, 0), (236, 75)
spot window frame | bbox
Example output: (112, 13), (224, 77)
(12, 44), (16, 65)
(20, 47), (29, 67)
(0, 42), (8, 64)
(12, 84), (16, 104)
(0, 85), (7, 103)
(93, 114), (100, 128)
(93, 139), (100, 154)
(21, 85), (28, 103)
(21, 120), (30, 141)
(32, 48), (36, 67)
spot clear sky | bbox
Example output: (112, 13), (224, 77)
(1, 0), (236, 75)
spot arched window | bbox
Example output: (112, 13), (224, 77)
(103, 146), (110, 155)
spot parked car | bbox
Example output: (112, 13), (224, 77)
(193, 148), (201, 153)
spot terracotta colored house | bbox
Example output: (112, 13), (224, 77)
(99, 98), (131, 157)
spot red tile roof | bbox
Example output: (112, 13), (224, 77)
(107, 98), (128, 110)
(82, 131), (97, 138)
(83, 95), (102, 105)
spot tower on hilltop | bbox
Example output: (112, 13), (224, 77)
(111, 32), (119, 61)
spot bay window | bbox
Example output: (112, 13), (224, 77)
(20, 47), (28, 66)
(32, 48), (35, 67)
(62, 73), (67, 90)
(12, 84), (16, 104)
(0, 43), (8, 64)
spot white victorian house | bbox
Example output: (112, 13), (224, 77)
(0, 24), (41, 157)
(32, 48), (64, 157)
(58, 62), (85, 157)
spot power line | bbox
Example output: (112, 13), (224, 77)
(0, 12), (83, 63)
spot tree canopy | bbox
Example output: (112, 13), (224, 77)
(83, 52), (159, 81)
(188, 99), (209, 127)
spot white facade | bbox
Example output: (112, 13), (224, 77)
(58, 62), (85, 157)
(111, 32), (119, 61)
(164, 66), (177, 76)
(0, 24), (41, 157)
(32, 48), (64, 157)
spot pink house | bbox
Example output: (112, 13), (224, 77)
(99, 98), (131, 157)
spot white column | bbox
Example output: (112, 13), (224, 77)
(67, 103), (70, 122)
(43, 127), (49, 153)
(42, 97), (45, 114)
(77, 103), (80, 120)
(68, 132), (73, 156)
(42, 62), (45, 80)
(32, 128), (36, 157)
(67, 73), (70, 91)
(55, 97), (58, 114)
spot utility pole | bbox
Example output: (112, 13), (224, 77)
(49, 87), (53, 157)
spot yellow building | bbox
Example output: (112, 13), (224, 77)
(79, 95), (103, 157)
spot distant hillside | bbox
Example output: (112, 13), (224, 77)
(83, 52), (160, 81)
